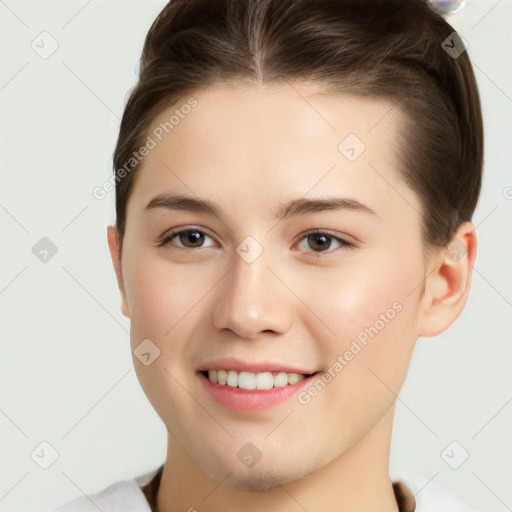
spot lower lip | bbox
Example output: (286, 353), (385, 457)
(199, 372), (317, 413)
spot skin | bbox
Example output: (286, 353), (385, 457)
(107, 82), (477, 512)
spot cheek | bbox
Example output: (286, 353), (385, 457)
(306, 250), (422, 386)
(293, 258), (420, 450)
(124, 250), (207, 340)
(122, 250), (209, 424)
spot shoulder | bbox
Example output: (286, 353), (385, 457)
(51, 468), (159, 512)
(393, 471), (482, 512)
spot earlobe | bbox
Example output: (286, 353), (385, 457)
(106, 226), (131, 319)
(418, 222), (477, 337)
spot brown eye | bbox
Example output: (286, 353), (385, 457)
(307, 233), (332, 252)
(177, 230), (205, 248)
(297, 231), (352, 254)
(158, 229), (215, 249)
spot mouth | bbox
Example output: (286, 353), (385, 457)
(197, 363), (319, 413)
(200, 369), (311, 390)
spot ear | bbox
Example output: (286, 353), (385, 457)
(418, 221), (477, 337)
(107, 225), (130, 319)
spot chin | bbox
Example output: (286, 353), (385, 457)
(201, 457), (316, 492)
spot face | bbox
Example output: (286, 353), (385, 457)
(115, 83), (428, 490)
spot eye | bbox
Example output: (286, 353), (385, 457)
(158, 227), (354, 254)
(296, 230), (353, 254)
(158, 228), (216, 249)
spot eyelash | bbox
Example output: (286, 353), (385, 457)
(157, 227), (354, 254)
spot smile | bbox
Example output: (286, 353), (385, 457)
(204, 369), (307, 390)
(198, 364), (318, 412)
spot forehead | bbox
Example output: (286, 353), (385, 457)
(145, 82), (402, 162)
(129, 82), (420, 225)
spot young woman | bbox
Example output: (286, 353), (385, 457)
(55, 0), (483, 510)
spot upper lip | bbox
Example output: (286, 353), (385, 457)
(196, 357), (315, 375)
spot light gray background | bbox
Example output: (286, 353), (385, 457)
(1, 1), (511, 511)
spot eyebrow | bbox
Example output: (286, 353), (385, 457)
(145, 194), (379, 220)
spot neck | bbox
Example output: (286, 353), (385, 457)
(157, 406), (399, 512)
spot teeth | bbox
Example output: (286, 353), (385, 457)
(256, 372), (273, 390)
(227, 370), (238, 387)
(217, 370), (227, 385)
(274, 372), (288, 388)
(206, 370), (306, 389)
(238, 371), (256, 389)
(287, 373), (302, 385)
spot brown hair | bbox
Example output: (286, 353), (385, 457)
(113, 0), (483, 250)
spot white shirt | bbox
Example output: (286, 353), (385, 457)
(52, 467), (481, 511)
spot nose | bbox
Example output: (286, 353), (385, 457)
(211, 244), (293, 339)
